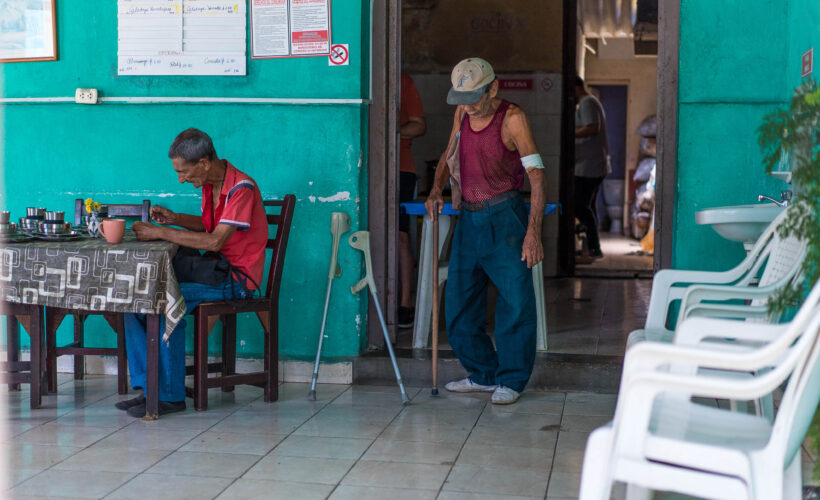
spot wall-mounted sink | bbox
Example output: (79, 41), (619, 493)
(695, 204), (784, 245)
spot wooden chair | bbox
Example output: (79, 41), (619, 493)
(186, 195), (296, 411)
(44, 199), (151, 394)
(1, 302), (45, 408)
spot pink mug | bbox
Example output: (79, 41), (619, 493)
(100, 218), (126, 244)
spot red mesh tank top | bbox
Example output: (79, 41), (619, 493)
(459, 100), (524, 203)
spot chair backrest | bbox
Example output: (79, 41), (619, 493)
(261, 195), (296, 302)
(755, 233), (807, 290)
(733, 277), (820, 467)
(74, 198), (151, 225)
(773, 285), (820, 468)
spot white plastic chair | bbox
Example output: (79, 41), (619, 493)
(627, 205), (806, 348)
(579, 281), (820, 500)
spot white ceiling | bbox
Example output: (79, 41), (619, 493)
(579, 0), (637, 38)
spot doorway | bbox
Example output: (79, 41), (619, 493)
(574, 83), (654, 278)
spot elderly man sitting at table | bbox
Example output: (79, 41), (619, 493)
(116, 128), (268, 417)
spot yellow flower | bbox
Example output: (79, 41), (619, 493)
(92, 202), (101, 212)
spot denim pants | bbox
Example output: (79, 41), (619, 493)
(445, 195), (537, 392)
(124, 279), (250, 402)
(574, 175), (605, 253)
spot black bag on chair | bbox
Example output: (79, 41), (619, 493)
(172, 247), (232, 287)
(171, 247), (259, 304)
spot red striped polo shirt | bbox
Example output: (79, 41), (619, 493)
(201, 161), (267, 290)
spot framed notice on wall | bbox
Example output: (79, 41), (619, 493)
(0, 0), (58, 63)
(117, 0), (246, 76)
(251, 0), (332, 59)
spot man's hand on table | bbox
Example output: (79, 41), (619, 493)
(521, 229), (543, 269)
(424, 191), (444, 221)
(150, 205), (177, 225)
(132, 222), (163, 241)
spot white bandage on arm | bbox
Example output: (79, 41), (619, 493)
(521, 154), (544, 171)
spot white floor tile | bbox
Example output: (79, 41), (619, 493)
(180, 429), (285, 455)
(330, 485), (438, 500)
(443, 464), (549, 497)
(11, 469), (135, 499)
(271, 434), (373, 460)
(106, 473), (233, 499)
(244, 455), (355, 484)
(145, 451), (259, 478)
(216, 478), (333, 500)
(341, 460), (450, 490)
(363, 437), (462, 464)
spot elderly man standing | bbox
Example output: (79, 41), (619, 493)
(425, 58), (545, 405)
(116, 128), (268, 417)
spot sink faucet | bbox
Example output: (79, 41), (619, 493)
(758, 190), (792, 208)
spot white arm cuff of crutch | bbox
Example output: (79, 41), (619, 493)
(521, 154), (544, 171)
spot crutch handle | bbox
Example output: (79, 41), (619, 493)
(328, 212), (351, 279)
(349, 231), (377, 294)
(351, 277), (368, 295)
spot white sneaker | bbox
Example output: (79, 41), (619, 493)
(444, 377), (497, 393)
(491, 386), (520, 405)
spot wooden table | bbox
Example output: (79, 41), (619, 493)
(0, 234), (184, 418)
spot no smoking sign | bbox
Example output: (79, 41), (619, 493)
(329, 44), (349, 66)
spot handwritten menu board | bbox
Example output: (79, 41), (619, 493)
(251, 0), (331, 58)
(117, 0), (246, 76)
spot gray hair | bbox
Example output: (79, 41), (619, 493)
(168, 128), (217, 162)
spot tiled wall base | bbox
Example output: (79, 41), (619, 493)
(1, 351), (353, 385)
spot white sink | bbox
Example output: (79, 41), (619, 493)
(695, 204), (784, 244)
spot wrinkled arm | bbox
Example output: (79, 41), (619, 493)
(425, 107), (462, 220)
(507, 107), (544, 268)
(132, 222), (236, 252)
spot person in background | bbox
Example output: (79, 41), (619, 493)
(574, 76), (610, 259)
(398, 72), (426, 328)
(426, 57), (545, 405)
(116, 128), (267, 417)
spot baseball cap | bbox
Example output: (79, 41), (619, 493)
(446, 58), (496, 105)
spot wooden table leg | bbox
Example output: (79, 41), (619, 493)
(7, 315), (20, 392)
(30, 306), (44, 409)
(144, 314), (160, 420)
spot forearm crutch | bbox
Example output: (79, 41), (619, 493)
(349, 231), (410, 405)
(308, 212), (351, 401)
(431, 202), (440, 396)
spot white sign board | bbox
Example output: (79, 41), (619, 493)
(117, 0), (246, 76)
(251, 0), (331, 58)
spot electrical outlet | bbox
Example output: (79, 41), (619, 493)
(74, 88), (98, 104)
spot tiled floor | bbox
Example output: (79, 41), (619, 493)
(575, 233), (654, 275)
(4, 379), (820, 498)
(3, 378), (615, 499)
(398, 275), (652, 357)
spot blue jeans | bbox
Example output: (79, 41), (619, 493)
(445, 195), (537, 392)
(124, 279), (250, 402)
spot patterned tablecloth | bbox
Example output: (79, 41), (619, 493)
(0, 234), (185, 341)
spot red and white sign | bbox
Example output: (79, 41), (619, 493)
(251, 0), (332, 58)
(290, 0), (330, 55)
(498, 78), (533, 90)
(802, 48), (813, 78)
(329, 44), (349, 65)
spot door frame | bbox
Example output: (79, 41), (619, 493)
(655, 0), (680, 271)
(367, 0), (401, 346)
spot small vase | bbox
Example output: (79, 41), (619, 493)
(87, 212), (103, 238)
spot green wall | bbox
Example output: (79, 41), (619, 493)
(1, 1), (371, 360)
(786, 0), (820, 89)
(674, 0), (789, 270)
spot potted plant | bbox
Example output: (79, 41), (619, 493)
(758, 78), (820, 481)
